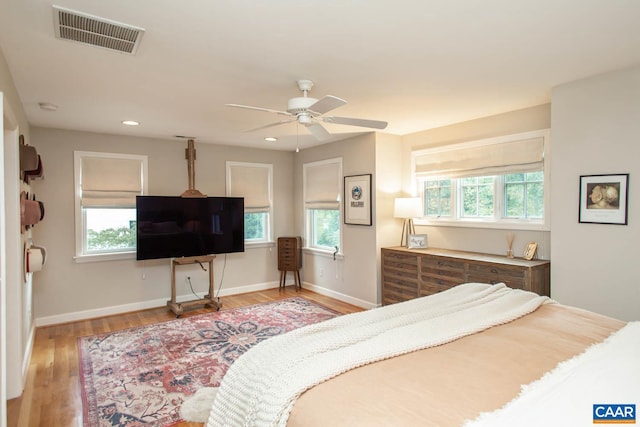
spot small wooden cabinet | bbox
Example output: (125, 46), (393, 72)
(382, 247), (550, 305)
(278, 236), (302, 289)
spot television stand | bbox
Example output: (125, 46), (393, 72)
(168, 255), (220, 317)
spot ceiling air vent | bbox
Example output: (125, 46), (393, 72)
(52, 5), (144, 55)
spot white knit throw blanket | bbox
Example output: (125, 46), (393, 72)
(206, 283), (550, 427)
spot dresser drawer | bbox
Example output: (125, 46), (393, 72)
(466, 262), (525, 287)
(383, 280), (419, 304)
(278, 239), (298, 249)
(420, 281), (458, 296)
(420, 257), (465, 277)
(420, 255), (465, 269)
(383, 251), (419, 267)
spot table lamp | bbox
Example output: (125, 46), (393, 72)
(394, 197), (422, 247)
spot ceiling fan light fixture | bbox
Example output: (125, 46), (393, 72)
(297, 113), (312, 125)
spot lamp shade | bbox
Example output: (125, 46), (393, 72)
(394, 197), (422, 218)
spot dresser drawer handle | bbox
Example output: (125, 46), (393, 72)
(491, 268), (498, 274)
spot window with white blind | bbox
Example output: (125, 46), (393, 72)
(303, 158), (342, 253)
(74, 151), (148, 261)
(411, 129), (550, 230)
(226, 161), (273, 244)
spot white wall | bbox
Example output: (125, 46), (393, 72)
(29, 128), (296, 324)
(1, 43), (34, 405)
(294, 133), (379, 308)
(550, 64), (640, 321)
(374, 133), (404, 303)
(399, 104), (552, 258)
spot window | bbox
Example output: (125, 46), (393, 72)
(504, 171), (544, 219)
(413, 130), (550, 229)
(74, 151), (147, 261)
(461, 176), (494, 218)
(226, 161), (273, 244)
(303, 158), (342, 253)
(424, 178), (452, 217)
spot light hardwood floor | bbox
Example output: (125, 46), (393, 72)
(7, 286), (364, 427)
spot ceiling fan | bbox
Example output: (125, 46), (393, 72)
(225, 80), (388, 141)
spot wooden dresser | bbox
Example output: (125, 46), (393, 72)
(278, 236), (302, 289)
(381, 247), (550, 305)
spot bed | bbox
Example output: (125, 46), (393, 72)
(204, 283), (637, 426)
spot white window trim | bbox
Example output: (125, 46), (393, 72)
(303, 157), (343, 254)
(73, 151), (148, 262)
(225, 161), (274, 246)
(411, 129), (551, 231)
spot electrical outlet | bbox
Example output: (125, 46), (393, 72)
(319, 268), (324, 277)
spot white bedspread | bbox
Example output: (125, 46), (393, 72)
(206, 283), (550, 427)
(465, 321), (639, 427)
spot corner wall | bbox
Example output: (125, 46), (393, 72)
(550, 65), (640, 321)
(294, 133), (379, 308)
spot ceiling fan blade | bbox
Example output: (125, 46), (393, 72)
(306, 122), (332, 141)
(308, 95), (347, 115)
(322, 116), (388, 130)
(245, 119), (296, 132)
(225, 103), (291, 116)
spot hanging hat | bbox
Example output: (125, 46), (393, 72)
(20, 191), (42, 231)
(24, 155), (45, 182)
(26, 245), (47, 273)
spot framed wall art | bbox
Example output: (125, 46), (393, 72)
(579, 173), (629, 225)
(344, 174), (372, 226)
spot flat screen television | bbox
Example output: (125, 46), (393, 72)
(136, 196), (244, 260)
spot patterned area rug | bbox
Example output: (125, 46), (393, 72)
(78, 297), (340, 427)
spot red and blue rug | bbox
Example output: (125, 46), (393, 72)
(78, 297), (340, 427)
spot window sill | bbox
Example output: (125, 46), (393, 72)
(74, 242), (276, 263)
(74, 251), (136, 263)
(302, 247), (344, 260)
(414, 218), (550, 232)
(245, 241), (276, 249)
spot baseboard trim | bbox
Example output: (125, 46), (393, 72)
(301, 282), (378, 310)
(35, 281), (281, 326)
(34, 280), (375, 326)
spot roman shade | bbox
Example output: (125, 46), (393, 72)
(227, 163), (271, 212)
(81, 156), (143, 207)
(414, 136), (544, 179)
(304, 161), (341, 209)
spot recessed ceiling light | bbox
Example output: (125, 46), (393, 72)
(38, 102), (58, 111)
(265, 137), (277, 142)
(122, 120), (139, 126)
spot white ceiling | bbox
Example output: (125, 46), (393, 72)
(1, 1), (639, 152)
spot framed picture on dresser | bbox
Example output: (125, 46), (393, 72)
(407, 234), (428, 249)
